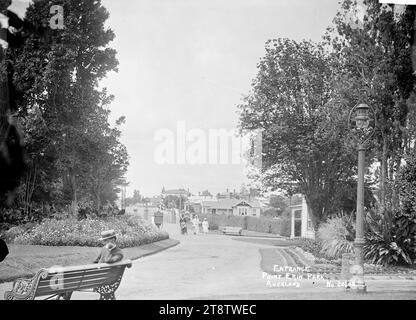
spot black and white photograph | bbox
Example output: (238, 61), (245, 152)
(1, 0), (416, 306)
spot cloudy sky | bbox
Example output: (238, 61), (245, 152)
(12, 0), (341, 197)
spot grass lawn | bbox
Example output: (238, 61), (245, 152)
(0, 244), (99, 283)
(0, 240), (179, 283)
(232, 237), (301, 247)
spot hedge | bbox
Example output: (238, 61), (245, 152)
(196, 213), (291, 237)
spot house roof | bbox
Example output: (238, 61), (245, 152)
(202, 199), (260, 210)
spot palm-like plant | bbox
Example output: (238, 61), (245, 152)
(317, 214), (355, 259)
(364, 208), (414, 266)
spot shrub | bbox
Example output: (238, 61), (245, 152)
(364, 208), (416, 266)
(394, 212), (416, 262)
(280, 215), (291, 237)
(12, 214), (169, 248)
(295, 238), (325, 259)
(0, 203), (55, 227)
(246, 216), (283, 234)
(262, 208), (279, 217)
(197, 213), (289, 236)
(3, 226), (25, 243)
(398, 152), (416, 217)
(209, 223), (219, 230)
(2, 222), (37, 243)
(317, 216), (355, 259)
(197, 213), (245, 230)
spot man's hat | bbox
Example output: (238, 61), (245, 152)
(99, 229), (117, 241)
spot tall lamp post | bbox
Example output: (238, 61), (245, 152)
(348, 103), (376, 293)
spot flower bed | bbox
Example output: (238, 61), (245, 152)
(6, 215), (169, 248)
(293, 246), (316, 265)
(292, 238), (327, 258)
(293, 238), (416, 276)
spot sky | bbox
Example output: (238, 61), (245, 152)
(11, 0), (342, 197)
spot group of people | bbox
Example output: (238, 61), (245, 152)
(179, 213), (209, 235)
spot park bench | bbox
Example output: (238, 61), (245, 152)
(222, 226), (243, 236)
(4, 259), (132, 300)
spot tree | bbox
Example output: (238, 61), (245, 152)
(163, 195), (183, 209)
(325, 0), (416, 214)
(133, 190), (142, 201)
(238, 39), (358, 229)
(5, 0), (127, 214)
(84, 114), (129, 211)
(397, 151), (416, 217)
(0, 2), (28, 205)
(239, 184), (248, 197)
(268, 195), (288, 216)
(125, 190), (143, 206)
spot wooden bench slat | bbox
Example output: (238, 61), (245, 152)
(39, 270), (116, 285)
(50, 266), (114, 274)
(45, 267), (113, 277)
(36, 277), (118, 295)
(37, 267), (124, 282)
(36, 280), (110, 295)
(39, 270), (121, 284)
(36, 273), (116, 290)
(47, 261), (131, 273)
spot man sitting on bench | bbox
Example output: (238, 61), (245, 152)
(93, 229), (124, 264)
(92, 230), (125, 300)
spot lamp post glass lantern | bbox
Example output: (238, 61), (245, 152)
(348, 103), (375, 293)
(355, 104), (370, 129)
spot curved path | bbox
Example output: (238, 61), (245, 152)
(101, 222), (275, 299)
(2, 222), (415, 299)
(74, 222), (416, 300)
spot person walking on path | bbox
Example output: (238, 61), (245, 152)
(179, 214), (187, 235)
(202, 218), (209, 235)
(192, 215), (200, 235)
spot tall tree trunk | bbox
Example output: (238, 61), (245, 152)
(23, 164), (37, 217)
(391, 153), (401, 212)
(380, 136), (388, 213)
(388, 155), (395, 210)
(96, 190), (101, 213)
(305, 195), (321, 232)
(70, 171), (78, 215)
